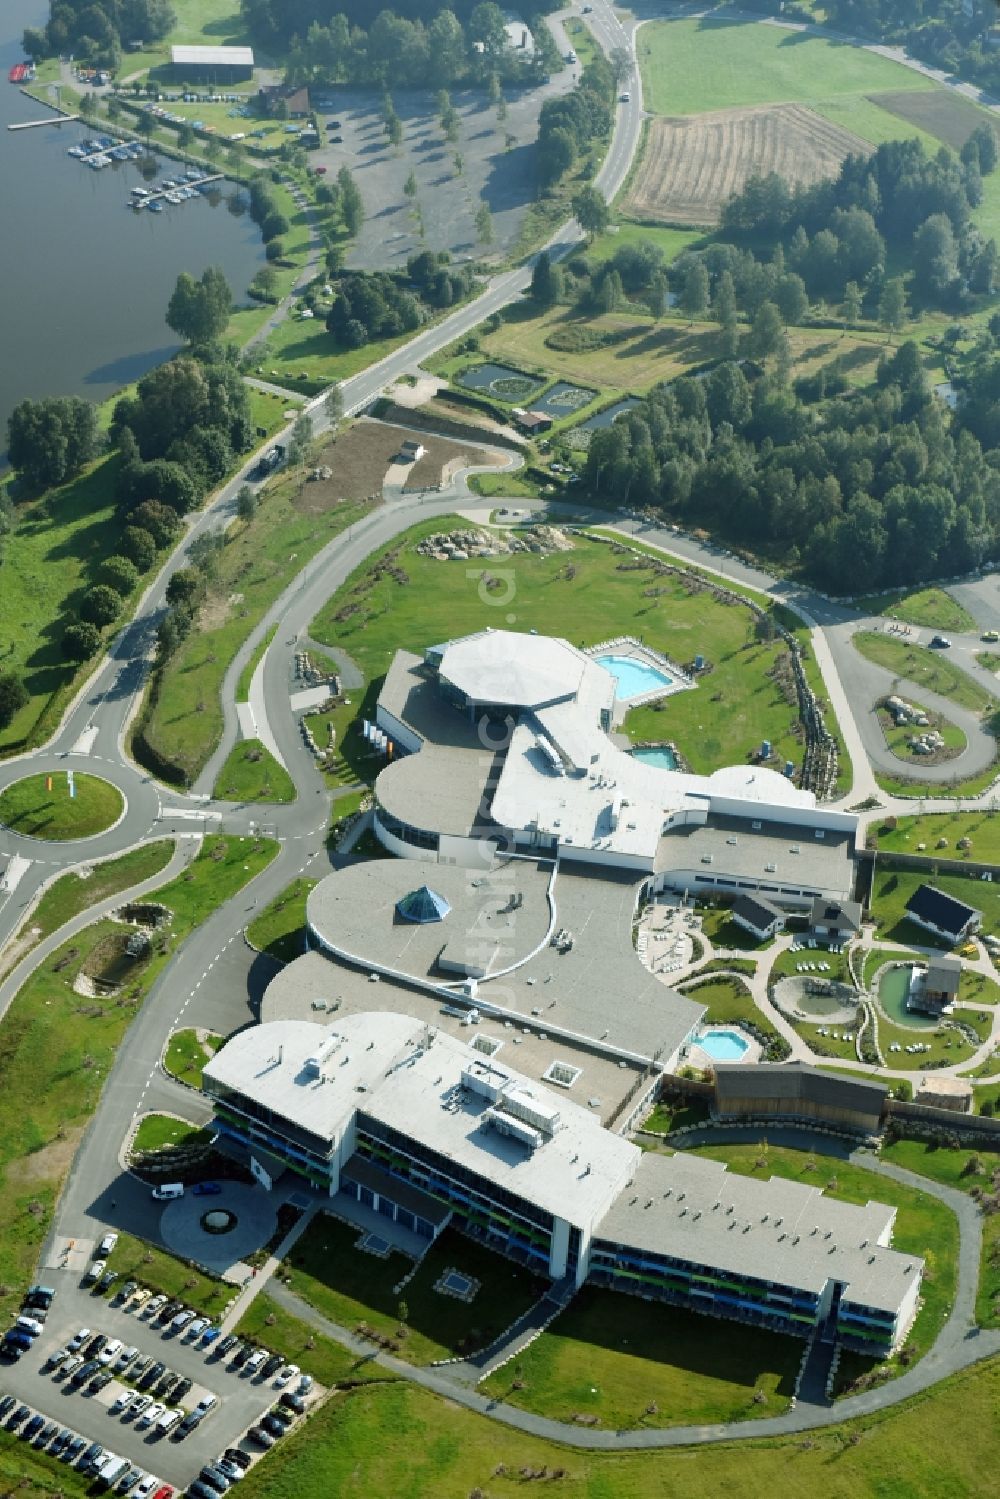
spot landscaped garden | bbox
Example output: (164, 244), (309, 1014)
(103, 1230), (231, 1316)
(212, 739), (296, 803)
(236, 1290), (394, 1388)
(132, 1113), (212, 1154)
(874, 810), (1000, 866)
(0, 772), (123, 840)
(246, 878), (317, 964)
(163, 1028), (224, 1089)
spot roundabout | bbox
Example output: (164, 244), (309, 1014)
(0, 769), (125, 841)
(158, 1181), (278, 1273)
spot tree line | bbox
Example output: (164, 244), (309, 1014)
(25, 0), (174, 69)
(325, 249), (478, 349)
(582, 341), (1000, 596)
(821, 0), (1000, 97)
(241, 1), (557, 89)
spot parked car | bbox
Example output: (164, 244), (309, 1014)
(61, 1354), (84, 1379)
(191, 1182), (222, 1196)
(99, 1271), (120, 1293)
(116, 1345), (139, 1373)
(273, 1363), (298, 1388)
(215, 1458), (245, 1484)
(137, 1402), (165, 1430)
(187, 1484), (220, 1499)
(84, 1259), (106, 1285)
(154, 1407), (182, 1436)
(144, 1295), (166, 1318)
(929, 634), (952, 648)
(85, 1333), (108, 1357)
(116, 1466), (141, 1493)
(98, 1233), (119, 1257)
(10, 1404), (30, 1428)
(279, 1393), (305, 1414)
(261, 1353), (283, 1379)
(222, 1450), (251, 1472)
(15, 1315), (45, 1338)
(170, 1309), (195, 1334)
(45, 1347), (69, 1370)
(267, 1405), (293, 1428)
(51, 1428), (72, 1456)
(35, 1420), (58, 1446)
(172, 1376), (192, 1402)
(111, 1389), (134, 1415)
(244, 1350), (266, 1376)
(68, 1327), (92, 1353)
(81, 1440), (104, 1470)
(150, 1487), (174, 1499)
(296, 1374), (313, 1396)
(90, 1368), (114, 1393)
(65, 1433), (87, 1463)
(215, 1335), (238, 1359)
(3, 1331), (33, 1357)
(260, 1414), (286, 1438)
(98, 1338), (124, 1367)
(130, 1394), (151, 1420)
(230, 1345), (252, 1369)
(70, 1358), (100, 1385)
(129, 1288), (151, 1313)
(132, 1477), (158, 1499)
(24, 1285), (55, 1311)
(200, 1327), (221, 1347)
(198, 1465), (232, 1493)
(248, 1425), (274, 1448)
(187, 1317), (210, 1339)
(0, 1394), (15, 1419)
(138, 1360), (165, 1390)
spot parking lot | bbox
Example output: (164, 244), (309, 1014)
(0, 1266), (320, 1491)
(319, 77), (574, 271)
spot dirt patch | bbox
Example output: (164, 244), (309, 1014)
(623, 102), (872, 226)
(196, 593), (235, 633)
(295, 418), (502, 514)
(866, 89), (987, 150)
(7, 1128), (84, 1187)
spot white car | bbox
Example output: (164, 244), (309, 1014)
(186, 1317), (209, 1339)
(136, 1402), (164, 1430)
(244, 1350), (266, 1375)
(110, 1389), (134, 1414)
(274, 1363), (299, 1388)
(132, 1478), (157, 1499)
(129, 1394), (151, 1419)
(15, 1316), (44, 1337)
(98, 1338), (124, 1366)
(620, 90), (631, 102)
(68, 1327), (92, 1352)
(84, 1259), (106, 1285)
(144, 1294), (167, 1317)
(98, 1233), (119, 1257)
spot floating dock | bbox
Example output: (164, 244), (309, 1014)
(8, 114), (80, 130)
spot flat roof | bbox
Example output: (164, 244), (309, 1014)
(206, 1012), (639, 1228)
(305, 860), (705, 1069)
(438, 630), (589, 709)
(171, 44), (254, 65)
(657, 815), (855, 894)
(260, 951), (646, 1125)
(596, 1152), (919, 1314)
(375, 745), (494, 839)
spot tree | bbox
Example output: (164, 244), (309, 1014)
(706, 363), (752, 431)
(878, 276), (908, 340)
(775, 272), (809, 326)
(404, 169), (418, 200)
(644, 268), (669, 321)
(529, 251), (562, 307)
(100, 555), (140, 595)
(265, 238), (285, 263)
(386, 111), (402, 148)
(63, 621), (101, 661)
(7, 396), (99, 491)
(536, 126), (575, 189)
(121, 526), (157, 571)
(236, 486), (258, 523)
(842, 280), (863, 333)
(912, 214), (960, 302)
(475, 202), (494, 245)
(572, 185), (610, 240)
(250, 265), (278, 301)
(0, 673), (28, 730)
(679, 260), (710, 321)
(338, 166), (364, 235)
(325, 385), (344, 428)
(165, 568), (202, 606)
(742, 301), (784, 360)
(596, 267), (624, 314)
(288, 414), (314, 464)
(80, 584), (121, 627)
(165, 266), (233, 346)
(130, 499), (181, 548)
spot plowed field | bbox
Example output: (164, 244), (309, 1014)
(623, 102), (871, 226)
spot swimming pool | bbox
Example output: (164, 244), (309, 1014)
(878, 966), (938, 1029)
(632, 746), (678, 771)
(597, 653), (672, 699)
(698, 1028), (750, 1061)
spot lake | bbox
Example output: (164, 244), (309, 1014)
(0, 0), (266, 457)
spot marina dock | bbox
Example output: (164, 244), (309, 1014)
(8, 114), (80, 130)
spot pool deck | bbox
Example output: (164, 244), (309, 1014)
(587, 635), (693, 721)
(684, 1026), (762, 1070)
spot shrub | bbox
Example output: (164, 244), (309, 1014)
(122, 526), (157, 571)
(63, 620), (102, 660)
(80, 584), (122, 627)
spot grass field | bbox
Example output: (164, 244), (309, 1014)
(637, 17), (935, 118)
(236, 1291), (396, 1388)
(285, 1216), (545, 1366)
(855, 587), (976, 634)
(132, 1112), (212, 1153)
(871, 865), (1000, 945)
(877, 702), (966, 766)
(135, 455), (372, 784)
(688, 1142), (958, 1371)
(875, 810), (1000, 865)
(230, 1357), (1000, 1499)
(308, 523), (837, 781)
(246, 877), (316, 964)
(868, 89), (988, 151)
(0, 834), (275, 1302)
(236, 623), (278, 702)
(481, 1285), (799, 1429)
(869, 863), (1000, 941)
(212, 739), (296, 802)
(163, 1027), (223, 1088)
(682, 976), (787, 1055)
(0, 772), (123, 840)
(2, 841), (173, 974)
(852, 633), (995, 714)
(104, 1229), (230, 1315)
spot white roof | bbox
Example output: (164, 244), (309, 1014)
(171, 44), (254, 65)
(439, 630), (589, 710)
(206, 1011), (639, 1229)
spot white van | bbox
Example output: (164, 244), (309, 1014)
(155, 1407), (182, 1435)
(151, 1183), (184, 1201)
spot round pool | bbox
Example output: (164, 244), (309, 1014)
(698, 1027), (750, 1061)
(878, 966), (939, 1029)
(597, 654), (672, 699)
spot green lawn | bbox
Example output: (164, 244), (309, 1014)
(163, 1027), (223, 1088)
(285, 1216), (546, 1366)
(132, 1112), (212, 1153)
(236, 1290), (395, 1387)
(637, 16), (934, 116)
(135, 462), (372, 784)
(309, 524), (836, 782)
(852, 633), (995, 714)
(6, 840), (173, 960)
(871, 866), (1000, 946)
(0, 834), (275, 1302)
(855, 587), (976, 634)
(246, 877), (317, 963)
(104, 1229), (231, 1315)
(481, 1287), (799, 1429)
(688, 1142), (958, 1378)
(0, 772), (123, 840)
(212, 739), (296, 803)
(875, 810), (1000, 865)
(697, 906), (774, 951)
(682, 977), (788, 1059)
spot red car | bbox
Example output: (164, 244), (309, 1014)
(152, 1488), (173, 1499)
(313, 164), (327, 174)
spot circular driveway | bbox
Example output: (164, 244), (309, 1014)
(158, 1182), (278, 1273)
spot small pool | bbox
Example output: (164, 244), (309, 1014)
(878, 966), (939, 1029)
(597, 653), (672, 699)
(632, 746), (678, 771)
(698, 1028), (750, 1061)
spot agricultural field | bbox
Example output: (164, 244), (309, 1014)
(622, 103), (870, 227)
(868, 88), (989, 150)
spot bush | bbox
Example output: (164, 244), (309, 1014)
(0, 672), (28, 730)
(80, 584), (122, 627)
(265, 239), (285, 263)
(100, 554), (140, 596)
(63, 620), (102, 661)
(122, 526), (157, 571)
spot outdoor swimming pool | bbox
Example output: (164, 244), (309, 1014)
(597, 654), (673, 699)
(878, 966), (938, 1029)
(698, 1028), (750, 1061)
(632, 746), (678, 771)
